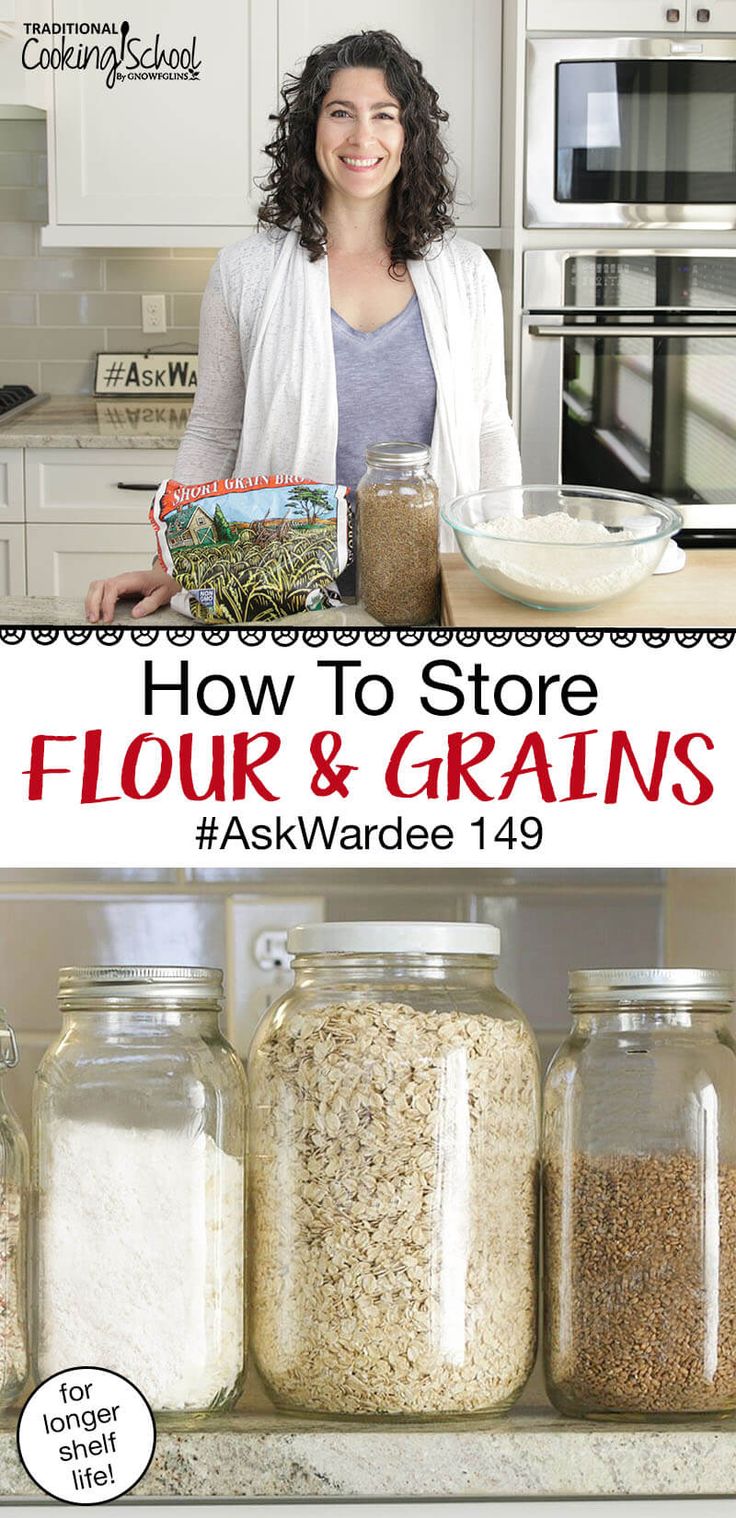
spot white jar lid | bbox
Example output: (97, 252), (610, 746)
(287, 922), (500, 957)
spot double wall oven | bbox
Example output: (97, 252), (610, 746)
(526, 35), (736, 230)
(521, 34), (736, 542)
(520, 251), (736, 544)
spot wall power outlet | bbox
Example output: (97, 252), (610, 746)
(226, 895), (326, 1055)
(141, 294), (167, 335)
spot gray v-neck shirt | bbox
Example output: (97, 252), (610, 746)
(331, 293), (437, 507)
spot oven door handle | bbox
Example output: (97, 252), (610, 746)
(528, 323), (736, 338)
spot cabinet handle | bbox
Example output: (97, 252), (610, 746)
(665, 5), (681, 17)
(115, 481), (160, 491)
(696, 5), (711, 16)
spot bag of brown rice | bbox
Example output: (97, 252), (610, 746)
(151, 473), (352, 623)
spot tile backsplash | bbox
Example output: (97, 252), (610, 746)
(0, 866), (666, 1416)
(0, 119), (214, 393)
(0, 867), (666, 1134)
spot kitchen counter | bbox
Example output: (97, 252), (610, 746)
(0, 595), (378, 628)
(3, 554), (732, 631)
(2, 1386), (736, 1501)
(440, 550), (736, 629)
(0, 395), (193, 449)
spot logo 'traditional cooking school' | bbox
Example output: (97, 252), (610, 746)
(21, 19), (201, 89)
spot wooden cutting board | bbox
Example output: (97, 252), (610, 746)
(440, 551), (736, 629)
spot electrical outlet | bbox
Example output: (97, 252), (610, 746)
(226, 895), (326, 1056)
(141, 293), (167, 335)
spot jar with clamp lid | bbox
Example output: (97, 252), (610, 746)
(544, 968), (736, 1418)
(0, 1012), (28, 1408)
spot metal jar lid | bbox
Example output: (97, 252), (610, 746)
(569, 967), (734, 1011)
(365, 441), (432, 469)
(58, 965), (224, 1008)
(287, 921), (501, 957)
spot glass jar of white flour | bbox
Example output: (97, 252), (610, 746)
(33, 967), (247, 1416)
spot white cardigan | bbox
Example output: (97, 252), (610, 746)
(174, 228), (521, 552)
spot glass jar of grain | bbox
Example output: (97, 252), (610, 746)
(0, 1013), (28, 1409)
(544, 968), (736, 1419)
(357, 442), (439, 625)
(33, 967), (247, 1418)
(248, 921), (540, 1418)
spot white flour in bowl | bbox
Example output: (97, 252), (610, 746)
(465, 511), (658, 607)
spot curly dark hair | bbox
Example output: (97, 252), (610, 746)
(257, 30), (455, 276)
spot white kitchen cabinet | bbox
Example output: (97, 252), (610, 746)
(686, 0), (736, 26)
(0, 450), (24, 522)
(27, 524), (156, 596)
(24, 445), (175, 595)
(25, 449), (177, 525)
(0, 12), (49, 108)
(527, 1), (686, 28)
(44, 0), (503, 244)
(279, 0), (502, 230)
(528, 0), (736, 26)
(0, 444), (176, 595)
(45, 0), (278, 242)
(0, 525), (26, 596)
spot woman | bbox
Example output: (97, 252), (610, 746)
(86, 29), (521, 624)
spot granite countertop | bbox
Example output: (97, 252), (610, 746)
(2, 1381), (736, 1501)
(0, 596), (379, 629)
(0, 395), (193, 449)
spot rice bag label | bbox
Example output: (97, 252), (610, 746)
(151, 474), (350, 623)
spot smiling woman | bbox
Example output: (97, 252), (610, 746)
(85, 29), (521, 625)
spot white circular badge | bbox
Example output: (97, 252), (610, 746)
(17, 1367), (156, 1504)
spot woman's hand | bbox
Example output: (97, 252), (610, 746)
(85, 565), (180, 624)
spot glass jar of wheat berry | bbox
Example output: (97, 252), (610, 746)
(544, 968), (736, 1419)
(357, 442), (439, 625)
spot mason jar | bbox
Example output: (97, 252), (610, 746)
(0, 1013), (28, 1409)
(248, 922), (540, 1417)
(33, 967), (247, 1416)
(544, 968), (736, 1419)
(357, 442), (439, 625)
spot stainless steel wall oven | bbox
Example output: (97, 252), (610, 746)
(526, 36), (736, 229)
(520, 250), (736, 543)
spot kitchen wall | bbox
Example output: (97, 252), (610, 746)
(0, 866), (665, 1133)
(0, 118), (215, 393)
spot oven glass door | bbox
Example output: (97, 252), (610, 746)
(557, 61), (736, 204)
(561, 324), (736, 528)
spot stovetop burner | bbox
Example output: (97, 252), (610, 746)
(0, 386), (47, 424)
(0, 385), (36, 414)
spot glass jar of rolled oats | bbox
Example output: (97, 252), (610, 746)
(0, 1013), (28, 1409)
(248, 922), (540, 1418)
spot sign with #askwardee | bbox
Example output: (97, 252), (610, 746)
(0, 627), (733, 869)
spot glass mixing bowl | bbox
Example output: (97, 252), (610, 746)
(441, 485), (683, 611)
